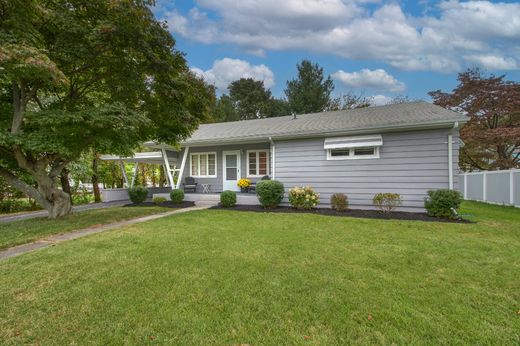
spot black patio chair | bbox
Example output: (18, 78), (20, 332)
(182, 176), (197, 193)
(249, 175), (270, 192)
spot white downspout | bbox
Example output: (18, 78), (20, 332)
(161, 148), (174, 189)
(448, 122), (459, 190)
(269, 137), (275, 179)
(176, 146), (190, 189)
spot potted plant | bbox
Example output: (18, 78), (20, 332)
(237, 178), (251, 192)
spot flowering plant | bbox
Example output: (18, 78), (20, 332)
(288, 186), (320, 209)
(237, 178), (251, 189)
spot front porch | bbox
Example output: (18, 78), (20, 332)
(152, 192), (260, 205)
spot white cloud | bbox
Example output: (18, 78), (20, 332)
(463, 54), (518, 70)
(370, 95), (393, 106)
(332, 68), (405, 93)
(190, 58), (275, 91)
(162, 1), (520, 72)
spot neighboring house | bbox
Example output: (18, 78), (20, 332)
(103, 102), (467, 210)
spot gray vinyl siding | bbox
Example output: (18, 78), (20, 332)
(274, 128), (459, 211)
(178, 143), (270, 193)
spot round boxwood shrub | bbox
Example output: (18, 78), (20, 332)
(256, 180), (284, 209)
(424, 189), (462, 219)
(169, 189), (185, 204)
(330, 193), (348, 211)
(220, 190), (237, 207)
(127, 186), (148, 204)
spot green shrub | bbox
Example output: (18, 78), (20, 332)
(424, 189), (462, 219)
(330, 193), (348, 211)
(169, 189), (185, 204)
(220, 190), (237, 207)
(373, 193), (402, 213)
(256, 180), (284, 209)
(288, 186), (320, 209)
(127, 186), (148, 204)
(153, 196), (167, 204)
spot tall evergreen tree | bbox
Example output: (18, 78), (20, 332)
(285, 60), (334, 114)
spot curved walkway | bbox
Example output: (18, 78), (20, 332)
(0, 201), (129, 224)
(0, 204), (211, 261)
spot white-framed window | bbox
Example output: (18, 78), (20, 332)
(247, 150), (269, 177)
(326, 146), (380, 160)
(324, 135), (382, 160)
(190, 152), (217, 177)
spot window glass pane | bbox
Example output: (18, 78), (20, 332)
(248, 152), (257, 175)
(208, 154), (216, 175)
(330, 149), (350, 157)
(226, 154), (237, 167)
(226, 167), (237, 180)
(354, 147), (375, 156)
(191, 154), (199, 176)
(258, 152), (267, 175)
(199, 154), (207, 175)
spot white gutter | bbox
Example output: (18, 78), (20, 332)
(448, 122), (459, 190)
(269, 137), (275, 179)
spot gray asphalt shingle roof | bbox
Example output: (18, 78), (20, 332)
(184, 101), (466, 145)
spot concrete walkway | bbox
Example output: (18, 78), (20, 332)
(0, 200), (129, 224)
(0, 204), (212, 261)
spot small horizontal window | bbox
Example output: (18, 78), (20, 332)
(327, 146), (379, 160)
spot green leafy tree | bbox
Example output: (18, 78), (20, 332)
(285, 60), (334, 114)
(328, 92), (371, 110)
(0, 0), (214, 217)
(211, 94), (239, 122)
(228, 78), (273, 119)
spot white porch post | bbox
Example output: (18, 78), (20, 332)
(176, 146), (190, 189)
(119, 159), (129, 187)
(130, 163), (139, 187)
(161, 148), (174, 189)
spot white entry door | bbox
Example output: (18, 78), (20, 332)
(223, 151), (241, 191)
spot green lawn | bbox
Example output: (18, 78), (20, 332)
(0, 201), (518, 345)
(0, 206), (169, 250)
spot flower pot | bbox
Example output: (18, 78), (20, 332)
(240, 187), (249, 193)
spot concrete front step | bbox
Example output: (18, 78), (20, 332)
(153, 192), (260, 205)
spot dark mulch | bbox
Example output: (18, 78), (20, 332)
(124, 201), (196, 209)
(210, 204), (472, 223)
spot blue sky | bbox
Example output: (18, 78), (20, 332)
(152, 0), (520, 104)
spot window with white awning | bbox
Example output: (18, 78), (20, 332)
(324, 135), (383, 160)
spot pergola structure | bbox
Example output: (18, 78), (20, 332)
(100, 150), (180, 188)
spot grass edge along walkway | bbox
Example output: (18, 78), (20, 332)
(0, 205), (209, 261)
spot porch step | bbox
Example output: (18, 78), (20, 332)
(152, 192), (259, 205)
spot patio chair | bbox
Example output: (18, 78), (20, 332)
(248, 175), (270, 192)
(182, 176), (197, 193)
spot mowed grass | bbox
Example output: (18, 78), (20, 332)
(0, 201), (518, 345)
(0, 206), (169, 250)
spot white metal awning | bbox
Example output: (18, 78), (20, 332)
(323, 134), (383, 149)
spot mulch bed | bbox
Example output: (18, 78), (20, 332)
(123, 201), (196, 209)
(210, 204), (472, 223)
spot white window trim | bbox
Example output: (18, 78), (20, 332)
(246, 149), (270, 177)
(326, 146), (380, 160)
(190, 152), (217, 178)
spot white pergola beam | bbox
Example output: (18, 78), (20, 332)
(161, 148), (174, 188)
(119, 159), (129, 187)
(176, 146), (189, 189)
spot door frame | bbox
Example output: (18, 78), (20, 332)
(222, 150), (241, 191)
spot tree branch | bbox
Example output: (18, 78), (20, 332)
(0, 166), (51, 210)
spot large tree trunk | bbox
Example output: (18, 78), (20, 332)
(60, 167), (73, 203)
(92, 154), (101, 203)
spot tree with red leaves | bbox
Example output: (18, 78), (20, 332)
(429, 69), (520, 171)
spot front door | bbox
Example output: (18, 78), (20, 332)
(223, 151), (241, 191)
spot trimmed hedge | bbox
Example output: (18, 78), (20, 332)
(169, 189), (185, 204)
(330, 193), (348, 211)
(128, 186), (148, 204)
(220, 190), (237, 207)
(424, 189), (462, 219)
(256, 180), (284, 209)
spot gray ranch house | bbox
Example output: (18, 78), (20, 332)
(103, 102), (467, 211)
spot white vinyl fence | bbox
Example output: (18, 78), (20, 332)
(458, 169), (520, 207)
